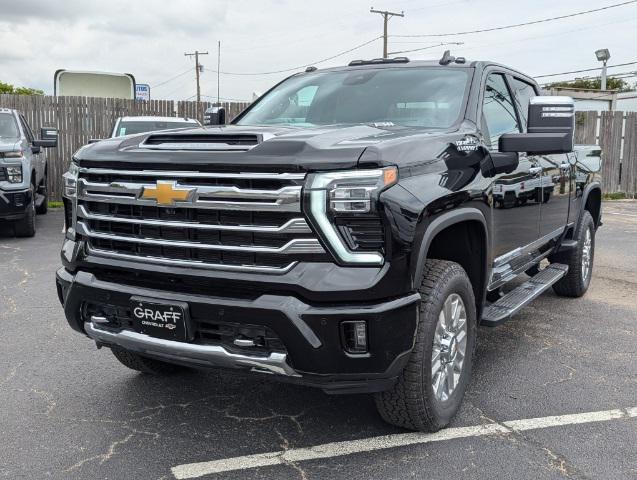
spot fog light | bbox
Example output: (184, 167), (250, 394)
(341, 320), (368, 354)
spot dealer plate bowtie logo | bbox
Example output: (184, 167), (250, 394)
(140, 181), (195, 206)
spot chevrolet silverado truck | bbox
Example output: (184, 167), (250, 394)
(56, 53), (602, 432)
(0, 108), (58, 236)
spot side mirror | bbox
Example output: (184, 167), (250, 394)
(203, 106), (226, 126)
(88, 139), (102, 144)
(33, 127), (58, 148)
(481, 151), (519, 178)
(500, 96), (574, 155)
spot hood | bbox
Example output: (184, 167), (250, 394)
(75, 124), (462, 172)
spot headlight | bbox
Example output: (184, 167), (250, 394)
(6, 165), (23, 183)
(306, 167), (397, 265)
(63, 162), (79, 197)
(1, 151), (23, 158)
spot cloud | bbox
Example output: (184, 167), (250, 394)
(0, 0), (634, 101)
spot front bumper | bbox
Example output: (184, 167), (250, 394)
(56, 268), (420, 394)
(0, 188), (31, 220)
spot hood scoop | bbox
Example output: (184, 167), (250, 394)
(141, 133), (261, 151)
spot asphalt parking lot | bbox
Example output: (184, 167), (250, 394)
(1, 202), (636, 480)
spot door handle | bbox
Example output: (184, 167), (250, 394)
(528, 166), (543, 175)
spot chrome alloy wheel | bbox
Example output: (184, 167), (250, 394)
(581, 228), (592, 282)
(431, 293), (468, 402)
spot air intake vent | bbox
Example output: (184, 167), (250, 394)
(143, 134), (260, 151)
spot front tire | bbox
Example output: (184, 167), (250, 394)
(111, 347), (190, 375)
(36, 176), (48, 215)
(14, 186), (36, 237)
(551, 210), (595, 297)
(375, 259), (477, 432)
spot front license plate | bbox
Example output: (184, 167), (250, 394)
(130, 297), (190, 342)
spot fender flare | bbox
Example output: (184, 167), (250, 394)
(412, 207), (489, 290)
(580, 181), (602, 227)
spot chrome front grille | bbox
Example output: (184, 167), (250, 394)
(75, 167), (326, 273)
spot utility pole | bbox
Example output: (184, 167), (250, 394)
(184, 50), (209, 102)
(217, 41), (221, 105)
(370, 7), (404, 58)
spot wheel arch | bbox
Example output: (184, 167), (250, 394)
(581, 182), (602, 229)
(413, 208), (489, 317)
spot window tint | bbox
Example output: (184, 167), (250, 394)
(237, 68), (470, 129)
(510, 78), (537, 129)
(482, 73), (520, 149)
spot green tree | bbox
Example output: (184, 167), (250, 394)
(547, 77), (635, 92)
(0, 80), (44, 95)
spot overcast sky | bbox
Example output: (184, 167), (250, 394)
(0, 0), (635, 101)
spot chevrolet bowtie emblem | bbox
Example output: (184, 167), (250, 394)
(140, 181), (195, 206)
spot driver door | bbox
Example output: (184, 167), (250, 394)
(480, 72), (542, 282)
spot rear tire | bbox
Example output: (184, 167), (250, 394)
(375, 259), (477, 432)
(111, 347), (190, 375)
(551, 210), (595, 297)
(14, 186), (36, 237)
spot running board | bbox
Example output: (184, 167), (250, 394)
(481, 263), (569, 327)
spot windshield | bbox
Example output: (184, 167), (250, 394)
(0, 113), (19, 139)
(114, 120), (200, 137)
(236, 67), (470, 128)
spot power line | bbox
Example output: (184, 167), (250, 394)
(388, 41), (463, 55)
(151, 67), (194, 89)
(370, 8), (405, 58)
(389, 0), (637, 37)
(535, 61), (637, 79)
(206, 36), (382, 76)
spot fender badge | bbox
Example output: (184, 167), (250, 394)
(455, 136), (479, 153)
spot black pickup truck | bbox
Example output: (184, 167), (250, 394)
(56, 54), (602, 432)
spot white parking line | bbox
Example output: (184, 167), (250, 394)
(171, 406), (637, 479)
(609, 212), (637, 218)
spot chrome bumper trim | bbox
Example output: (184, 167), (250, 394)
(84, 321), (301, 377)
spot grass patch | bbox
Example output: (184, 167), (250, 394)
(47, 201), (64, 208)
(602, 192), (628, 200)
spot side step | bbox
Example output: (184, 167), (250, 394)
(481, 263), (568, 327)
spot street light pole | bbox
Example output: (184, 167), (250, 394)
(601, 59), (608, 91)
(595, 48), (611, 91)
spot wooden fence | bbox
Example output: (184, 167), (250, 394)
(0, 95), (250, 200)
(1, 94), (636, 200)
(575, 110), (637, 196)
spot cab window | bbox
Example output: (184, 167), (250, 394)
(481, 73), (520, 149)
